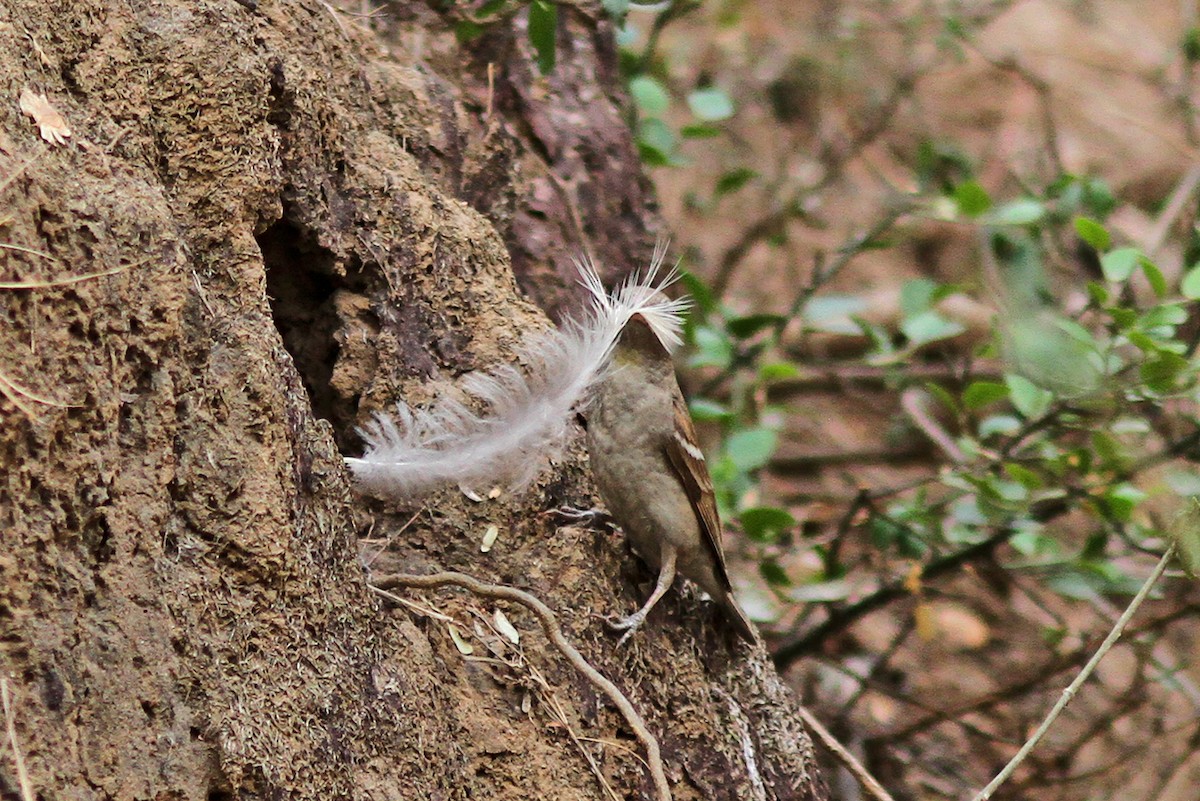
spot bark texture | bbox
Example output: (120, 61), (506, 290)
(0, 2), (827, 799)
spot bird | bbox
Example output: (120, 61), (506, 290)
(584, 312), (758, 645)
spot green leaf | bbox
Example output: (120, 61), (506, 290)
(528, 0), (558, 74)
(688, 325), (733, 369)
(963, 381), (1009, 409)
(1004, 462), (1043, 489)
(978, 414), (1022, 438)
(688, 398), (733, 423)
(1002, 313), (1103, 398)
(758, 557), (790, 586)
(476, 0), (510, 17)
(739, 506), (796, 543)
(1126, 329), (1158, 353)
(629, 75), (670, 116)
(680, 123), (721, 138)
(787, 579), (853, 602)
(602, 0), (629, 16)
(1100, 247), (1140, 282)
(804, 295), (869, 334)
(1009, 520), (1052, 557)
(901, 310), (965, 347)
(1005, 373), (1054, 419)
(1074, 216), (1111, 251)
(924, 382), (959, 415)
(679, 271), (716, 314)
(1185, 26), (1200, 63)
(687, 87), (734, 121)
(1166, 469), (1200, 497)
(726, 313), (784, 338)
(758, 361), (799, 381)
(1172, 499), (1200, 576)
(953, 180), (991, 217)
(1182, 265), (1200, 299)
(715, 167), (758, 197)
(455, 20), (486, 41)
(1102, 483), (1147, 522)
(990, 198), (1046, 226)
(1141, 257), (1168, 297)
(724, 427), (778, 471)
(1140, 304), (1189, 328)
(1081, 178), (1117, 217)
(636, 118), (677, 165)
(1140, 351), (1188, 393)
(614, 22), (637, 47)
(900, 278), (938, 316)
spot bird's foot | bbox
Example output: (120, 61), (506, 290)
(605, 610), (647, 647)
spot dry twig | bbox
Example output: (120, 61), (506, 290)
(969, 545), (1176, 801)
(795, 703), (895, 801)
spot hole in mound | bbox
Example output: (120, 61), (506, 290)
(259, 217), (368, 448)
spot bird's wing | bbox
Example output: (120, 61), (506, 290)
(663, 390), (732, 591)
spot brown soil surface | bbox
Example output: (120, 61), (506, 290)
(0, 2), (826, 800)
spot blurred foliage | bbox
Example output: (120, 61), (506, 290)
(595, 0), (1199, 632)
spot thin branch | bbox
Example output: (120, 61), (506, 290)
(769, 445), (932, 472)
(969, 545), (1175, 801)
(900, 387), (966, 463)
(710, 104), (917, 298)
(372, 571), (672, 801)
(795, 703), (896, 801)
(768, 361), (1002, 396)
(1144, 165), (1200, 256)
(870, 602), (1200, 744)
(772, 522), (1026, 669)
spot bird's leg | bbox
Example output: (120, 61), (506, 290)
(608, 547), (677, 646)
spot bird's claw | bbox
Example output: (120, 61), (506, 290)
(549, 506), (615, 529)
(605, 611), (646, 647)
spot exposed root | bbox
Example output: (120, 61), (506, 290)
(372, 571), (672, 801)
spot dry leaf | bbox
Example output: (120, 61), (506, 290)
(903, 563), (923, 595)
(448, 624), (474, 655)
(19, 89), (70, 145)
(480, 524), (499, 553)
(493, 609), (520, 644)
(913, 601), (937, 641)
(929, 601), (990, 650)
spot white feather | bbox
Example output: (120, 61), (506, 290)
(344, 251), (689, 499)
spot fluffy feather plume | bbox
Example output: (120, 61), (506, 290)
(345, 247), (689, 499)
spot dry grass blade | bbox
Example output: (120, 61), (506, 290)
(0, 242), (59, 262)
(1, 678), (34, 801)
(0, 150), (44, 197)
(0, 260), (140, 289)
(0, 369), (74, 418)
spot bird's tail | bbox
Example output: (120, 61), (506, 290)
(720, 592), (759, 645)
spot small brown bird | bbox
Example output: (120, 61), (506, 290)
(585, 312), (757, 645)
